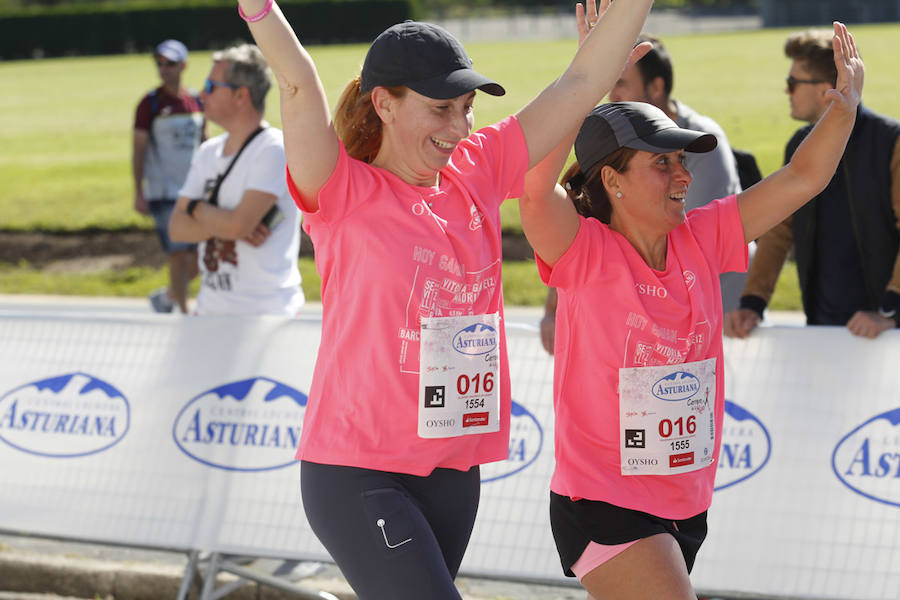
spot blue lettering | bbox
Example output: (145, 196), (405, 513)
(721, 443), (752, 469)
(845, 438), (871, 477)
(286, 426), (301, 449)
(0, 400), (17, 429)
(508, 439), (525, 462)
(244, 423), (258, 445)
(875, 452), (900, 478)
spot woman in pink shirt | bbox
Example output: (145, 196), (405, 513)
(234, 1), (652, 598)
(519, 22), (863, 600)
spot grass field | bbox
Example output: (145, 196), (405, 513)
(1, 22), (894, 306)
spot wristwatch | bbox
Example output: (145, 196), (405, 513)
(186, 199), (202, 217)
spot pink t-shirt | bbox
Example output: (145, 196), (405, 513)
(288, 116), (529, 476)
(538, 196), (747, 519)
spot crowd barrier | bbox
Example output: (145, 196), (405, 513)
(0, 308), (898, 599)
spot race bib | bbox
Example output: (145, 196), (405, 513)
(418, 313), (501, 439)
(619, 358), (716, 476)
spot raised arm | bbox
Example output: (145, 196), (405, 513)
(520, 1), (650, 266)
(737, 22), (863, 243)
(237, 0), (337, 210)
(516, 0), (653, 170)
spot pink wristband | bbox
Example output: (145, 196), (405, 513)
(238, 0), (274, 23)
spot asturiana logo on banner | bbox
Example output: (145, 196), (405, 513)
(481, 400), (543, 483)
(453, 323), (497, 356)
(0, 372), (130, 458)
(652, 371), (700, 402)
(714, 400), (772, 491)
(832, 407), (900, 507)
(173, 377), (307, 472)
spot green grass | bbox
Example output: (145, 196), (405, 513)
(2, 23), (896, 306)
(0, 256), (805, 310)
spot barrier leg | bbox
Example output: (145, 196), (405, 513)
(176, 550), (201, 600)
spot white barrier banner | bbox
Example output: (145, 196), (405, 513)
(0, 311), (898, 599)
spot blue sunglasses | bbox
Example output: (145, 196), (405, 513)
(204, 78), (239, 94)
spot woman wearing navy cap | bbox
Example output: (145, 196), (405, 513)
(519, 21), (863, 600)
(234, 0), (650, 598)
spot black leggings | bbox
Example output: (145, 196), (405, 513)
(300, 461), (480, 600)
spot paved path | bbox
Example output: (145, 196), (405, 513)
(432, 9), (761, 42)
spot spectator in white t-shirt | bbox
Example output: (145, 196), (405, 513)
(169, 44), (303, 316)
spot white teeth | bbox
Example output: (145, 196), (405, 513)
(432, 138), (454, 150)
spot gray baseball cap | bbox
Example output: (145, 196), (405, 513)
(575, 102), (717, 174)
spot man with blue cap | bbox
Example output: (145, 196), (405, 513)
(132, 39), (205, 313)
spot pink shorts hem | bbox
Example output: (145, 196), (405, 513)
(571, 540), (639, 580)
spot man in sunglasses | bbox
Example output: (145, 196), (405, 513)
(132, 39), (205, 314)
(168, 44), (303, 317)
(726, 29), (900, 339)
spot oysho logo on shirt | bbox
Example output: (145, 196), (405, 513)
(0, 372), (130, 458)
(634, 282), (668, 299)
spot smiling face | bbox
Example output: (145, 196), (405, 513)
(373, 88), (476, 186)
(607, 149), (693, 235)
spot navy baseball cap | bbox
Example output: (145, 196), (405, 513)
(360, 21), (505, 100)
(575, 102), (717, 174)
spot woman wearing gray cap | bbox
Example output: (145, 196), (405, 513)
(234, 0), (651, 598)
(519, 22), (863, 600)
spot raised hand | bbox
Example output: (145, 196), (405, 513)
(826, 22), (864, 114)
(577, 1), (651, 66)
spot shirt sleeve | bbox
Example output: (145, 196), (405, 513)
(134, 95), (152, 131)
(245, 137), (287, 197)
(536, 216), (601, 291)
(686, 195), (747, 275)
(454, 116), (530, 207)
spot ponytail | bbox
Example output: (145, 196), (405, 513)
(333, 76), (406, 164)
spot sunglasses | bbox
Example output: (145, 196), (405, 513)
(156, 59), (179, 68)
(786, 75), (827, 93)
(204, 78), (240, 94)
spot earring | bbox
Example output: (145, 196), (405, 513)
(615, 191), (623, 198)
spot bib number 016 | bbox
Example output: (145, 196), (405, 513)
(658, 415), (696, 438)
(457, 372), (494, 395)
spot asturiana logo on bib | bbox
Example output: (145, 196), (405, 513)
(482, 400), (543, 483)
(172, 377), (307, 472)
(714, 400), (772, 491)
(453, 323), (497, 356)
(651, 371), (700, 402)
(0, 372), (130, 458)
(832, 407), (900, 507)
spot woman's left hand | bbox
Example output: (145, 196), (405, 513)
(577, 0), (651, 65)
(827, 22), (864, 114)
